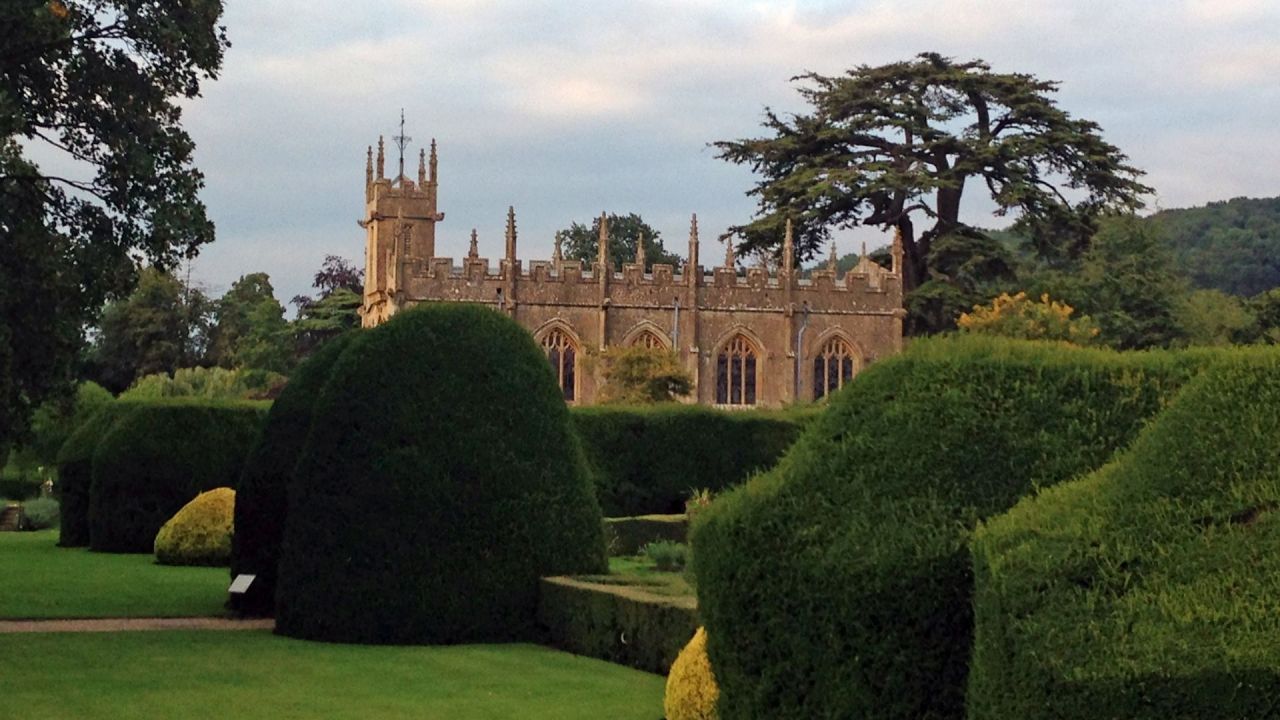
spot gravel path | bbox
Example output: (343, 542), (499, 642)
(0, 617), (274, 634)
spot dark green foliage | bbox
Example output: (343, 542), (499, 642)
(538, 576), (698, 674)
(1153, 196), (1280, 297)
(87, 268), (215, 393)
(572, 405), (810, 516)
(229, 333), (357, 616)
(604, 515), (688, 556)
(969, 350), (1280, 719)
(88, 400), (266, 553)
(275, 304), (607, 644)
(19, 381), (114, 469)
(1065, 215), (1189, 350)
(1, 0), (227, 445)
(0, 476), (41, 502)
(714, 53), (1149, 299)
(291, 255), (364, 359)
(693, 336), (1206, 720)
(556, 213), (681, 271)
(54, 402), (144, 547)
(208, 272), (292, 372)
(20, 497), (59, 530)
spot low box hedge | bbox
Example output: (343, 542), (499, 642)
(538, 575), (698, 674)
(88, 400), (267, 553)
(693, 336), (1211, 720)
(572, 405), (810, 516)
(969, 350), (1280, 719)
(604, 514), (688, 556)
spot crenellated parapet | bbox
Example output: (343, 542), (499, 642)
(358, 126), (904, 406)
(388, 208), (902, 319)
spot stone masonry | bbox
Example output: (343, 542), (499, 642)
(359, 137), (905, 408)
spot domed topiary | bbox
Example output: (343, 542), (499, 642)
(230, 333), (357, 616)
(665, 627), (719, 720)
(155, 488), (235, 566)
(275, 303), (607, 645)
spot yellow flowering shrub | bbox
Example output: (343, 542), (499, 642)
(664, 627), (719, 720)
(958, 292), (1100, 345)
(154, 487), (235, 566)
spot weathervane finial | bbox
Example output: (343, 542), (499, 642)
(392, 108), (413, 182)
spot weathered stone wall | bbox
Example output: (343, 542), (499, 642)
(388, 256), (903, 407)
(359, 138), (904, 407)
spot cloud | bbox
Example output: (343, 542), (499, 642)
(174, 0), (1280, 305)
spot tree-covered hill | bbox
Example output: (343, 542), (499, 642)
(1151, 196), (1280, 297)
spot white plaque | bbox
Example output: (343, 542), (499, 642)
(228, 574), (256, 594)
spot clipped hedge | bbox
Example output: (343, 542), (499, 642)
(693, 336), (1209, 720)
(0, 476), (41, 502)
(970, 351), (1280, 718)
(572, 405), (810, 516)
(275, 303), (607, 644)
(54, 401), (142, 547)
(154, 487), (235, 566)
(604, 514), (688, 556)
(538, 576), (699, 674)
(88, 400), (266, 553)
(230, 333), (357, 615)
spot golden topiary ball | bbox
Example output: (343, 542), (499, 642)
(664, 626), (719, 720)
(154, 487), (235, 566)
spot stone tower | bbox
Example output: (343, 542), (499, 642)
(360, 133), (444, 327)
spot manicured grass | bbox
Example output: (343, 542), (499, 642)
(0, 630), (665, 719)
(0, 530), (226, 619)
(601, 555), (694, 598)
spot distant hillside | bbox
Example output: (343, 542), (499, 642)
(803, 198), (1280, 298)
(1152, 196), (1280, 297)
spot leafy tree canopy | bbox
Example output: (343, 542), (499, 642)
(1151, 196), (1280, 297)
(0, 0), (228, 446)
(1175, 289), (1256, 347)
(556, 213), (681, 271)
(291, 255), (364, 357)
(715, 53), (1151, 306)
(209, 273), (290, 373)
(121, 366), (284, 401)
(1039, 215), (1188, 350)
(597, 346), (693, 405)
(85, 267), (212, 393)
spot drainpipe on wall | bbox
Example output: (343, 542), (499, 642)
(794, 302), (811, 402)
(672, 297), (680, 349)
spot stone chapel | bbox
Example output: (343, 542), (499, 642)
(359, 136), (905, 408)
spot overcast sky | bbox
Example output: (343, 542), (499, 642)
(179, 0), (1280, 306)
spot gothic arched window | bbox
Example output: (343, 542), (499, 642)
(813, 337), (858, 400)
(632, 329), (666, 350)
(716, 334), (759, 406)
(541, 328), (577, 402)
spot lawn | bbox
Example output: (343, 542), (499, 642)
(0, 630), (665, 719)
(604, 555), (695, 598)
(0, 530), (226, 619)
